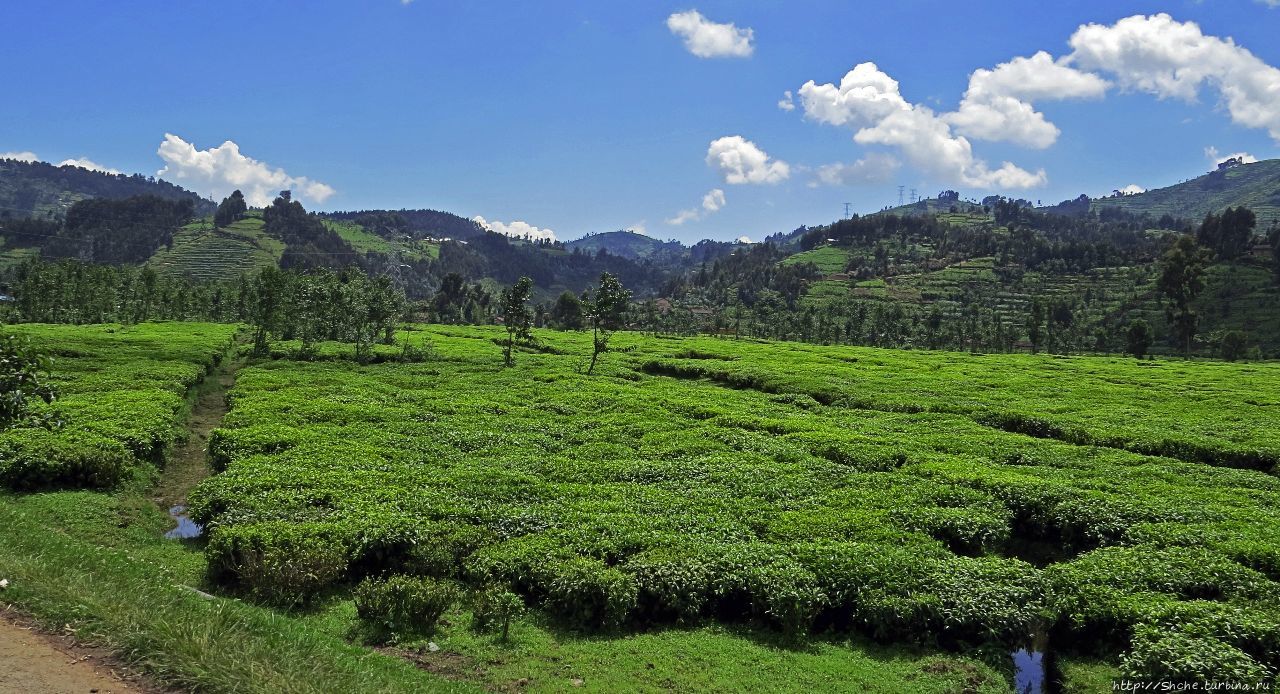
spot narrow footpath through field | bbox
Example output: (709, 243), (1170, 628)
(154, 356), (240, 509)
(0, 353), (241, 694)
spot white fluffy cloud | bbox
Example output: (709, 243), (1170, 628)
(797, 63), (1045, 189)
(945, 51), (1108, 148)
(777, 90), (795, 112)
(156, 134), (335, 207)
(810, 153), (901, 187)
(1068, 13), (1280, 142)
(58, 157), (120, 175)
(666, 188), (727, 225)
(472, 215), (557, 242)
(1115, 184), (1146, 195)
(702, 188), (726, 212)
(0, 151), (38, 162)
(666, 10), (754, 58)
(706, 136), (789, 185)
(798, 62), (908, 128)
(736, 235), (754, 244)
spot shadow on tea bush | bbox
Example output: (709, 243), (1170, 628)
(205, 521), (351, 607)
(0, 427), (131, 490)
(354, 575), (459, 643)
(543, 557), (638, 629)
(349, 518), (492, 578)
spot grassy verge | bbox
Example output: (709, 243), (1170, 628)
(0, 486), (472, 693)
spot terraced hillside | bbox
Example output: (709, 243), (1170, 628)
(1092, 159), (1280, 229)
(147, 214), (282, 281)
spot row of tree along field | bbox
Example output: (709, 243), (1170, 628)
(4, 188), (1279, 360)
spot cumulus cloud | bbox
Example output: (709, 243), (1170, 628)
(810, 153), (901, 187)
(626, 222), (649, 236)
(796, 63), (1045, 189)
(736, 235), (754, 244)
(777, 90), (795, 112)
(945, 51), (1108, 148)
(1115, 184), (1146, 195)
(666, 188), (727, 225)
(0, 151), (38, 162)
(58, 157), (120, 175)
(666, 10), (753, 59)
(1068, 13), (1280, 142)
(155, 134), (335, 207)
(797, 62), (909, 128)
(472, 215), (557, 242)
(1205, 146), (1259, 166)
(702, 188), (726, 211)
(706, 136), (789, 185)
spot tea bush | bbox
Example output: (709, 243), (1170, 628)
(1, 323), (237, 489)
(353, 575), (459, 639)
(185, 326), (1280, 664)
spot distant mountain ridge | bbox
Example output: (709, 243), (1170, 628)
(1091, 158), (1280, 228)
(564, 230), (681, 260)
(0, 158), (214, 219)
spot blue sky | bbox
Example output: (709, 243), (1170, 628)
(3, 1), (1279, 243)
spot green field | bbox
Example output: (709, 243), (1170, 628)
(323, 219), (395, 255)
(780, 244), (852, 274)
(5, 323), (1280, 691)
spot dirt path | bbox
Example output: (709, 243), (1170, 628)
(153, 358), (239, 508)
(0, 613), (144, 694)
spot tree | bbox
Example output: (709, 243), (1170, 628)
(0, 334), (57, 429)
(500, 276), (533, 367)
(1049, 300), (1074, 353)
(584, 272), (631, 375)
(249, 267), (287, 355)
(1026, 300), (1044, 354)
(1220, 331), (1248, 362)
(1126, 319), (1152, 359)
(214, 190), (248, 228)
(1158, 235), (1210, 358)
(550, 291), (584, 330)
(1218, 207), (1255, 260)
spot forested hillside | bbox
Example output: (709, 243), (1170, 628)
(0, 157), (213, 219)
(1092, 159), (1280, 229)
(3, 159), (1280, 358)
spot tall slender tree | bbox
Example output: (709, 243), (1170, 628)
(500, 276), (533, 367)
(585, 272), (631, 375)
(1158, 235), (1210, 358)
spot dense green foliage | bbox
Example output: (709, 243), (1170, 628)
(0, 157), (213, 219)
(214, 189), (248, 228)
(0, 333), (57, 428)
(191, 325), (1280, 681)
(354, 575), (460, 640)
(0, 323), (237, 489)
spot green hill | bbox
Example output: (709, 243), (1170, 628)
(565, 230), (679, 259)
(0, 157), (214, 219)
(147, 213), (282, 281)
(1091, 159), (1280, 228)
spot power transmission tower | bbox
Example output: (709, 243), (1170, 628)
(843, 202), (853, 219)
(910, 188), (918, 204)
(897, 185), (905, 206)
